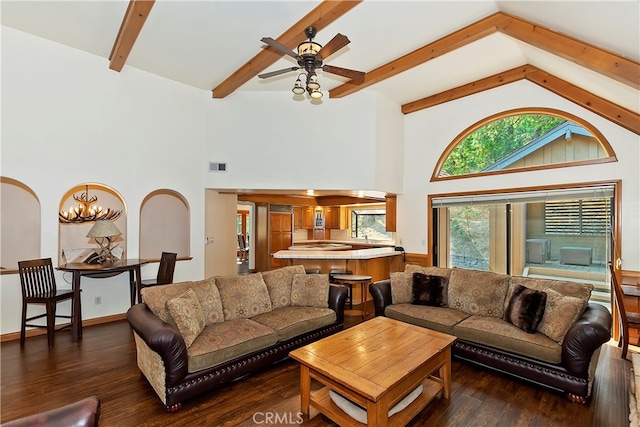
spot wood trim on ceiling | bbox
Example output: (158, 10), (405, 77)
(329, 11), (639, 98)
(211, 0), (362, 99)
(109, 0), (155, 72)
(402, 65), (640, 135)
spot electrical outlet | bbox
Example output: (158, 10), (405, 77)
(95, 296), (102, 305)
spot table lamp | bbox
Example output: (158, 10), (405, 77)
(86, 220), (122, 263)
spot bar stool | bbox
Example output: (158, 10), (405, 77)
(332, 274), (372, 320)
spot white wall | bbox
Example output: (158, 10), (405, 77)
(400, 80), (640, 270)
(204, 91), (381, 192)
(1, 27), (208, 334)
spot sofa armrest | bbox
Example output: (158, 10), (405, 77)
(562, 303), (612, 376)
(329, 284), (348, 324)
(369, 280), (392, 317)
(127, 303), (189, 386)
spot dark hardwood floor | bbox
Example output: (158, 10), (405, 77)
(1, 309), (632, 427)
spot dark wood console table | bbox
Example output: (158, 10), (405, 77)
(58, 259), (148, 342)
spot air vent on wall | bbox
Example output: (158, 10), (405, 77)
(209, 162), (227, 172)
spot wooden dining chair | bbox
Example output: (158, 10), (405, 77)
(18, 258), (77, 348)
(141, 252), (177, 288)
(610, 262), (640, 359)
(237, 234), (249, 262)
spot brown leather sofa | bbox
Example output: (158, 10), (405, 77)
(1, 396), (100, 427)
(369, 266), (612, 403)
(127, 268), (347, 412)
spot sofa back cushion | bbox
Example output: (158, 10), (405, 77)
(215, 273), (273, 320)
(506, 277), (593, 344)
(261, 265), (307, 309)
(142, 279), (224, 326)
(291, 274), (330, 308)
(448, 268), (510, 318)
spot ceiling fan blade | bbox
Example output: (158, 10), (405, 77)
(322, 65), (365, 83)
(316, 33), (350, 60)
(258, 67), (300, 79)
(260, 37), (300, 60)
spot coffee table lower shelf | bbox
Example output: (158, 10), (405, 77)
(309, 376), (443, 427)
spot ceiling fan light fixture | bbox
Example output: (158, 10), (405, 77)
(306, 74), (320, 90)
(292, 75), (305, 95)
(297, 41), (322, 57)
(309, 89), (323, 99)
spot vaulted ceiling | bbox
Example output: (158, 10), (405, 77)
(2, 0), (639, 135)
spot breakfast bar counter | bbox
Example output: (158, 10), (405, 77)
(273, 247), (404, 305)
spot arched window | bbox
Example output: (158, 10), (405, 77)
(0, 177), (40, 272)
(432, 108), (616, 181)
(139, 190), (190, 260)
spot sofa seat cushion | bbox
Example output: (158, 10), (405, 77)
(385, 304), (469, 336)
(252, 306), (336, 341)
(454, 316), (561, 364)
(186, 319), (278, 373)
(448, 269), (510, 318)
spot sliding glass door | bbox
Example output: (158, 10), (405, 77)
(432, 185), (614, 306)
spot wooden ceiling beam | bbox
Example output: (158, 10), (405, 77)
(331, 11), (640, 99)
(402, 63), (640, 135)
(211, 0), (362, 99)
(402, 65), (539, 114)
(329, 12), (509, 99)
(109, 0), (155, 72)
(497, 13), (640, 90)
(526, 70), (640, 135)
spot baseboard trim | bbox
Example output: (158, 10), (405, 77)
(0, 313), (127, 342)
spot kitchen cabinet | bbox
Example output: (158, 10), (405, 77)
(293, 206), (315, 229)
(293, 206), (303, 229)
(324, 206), (341, 229)
(301, 206), (315, 229)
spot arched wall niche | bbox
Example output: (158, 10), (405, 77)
(431, 108), (617, 182)
(139, 189), (190, 261)
(0, 177), (41, 272)
(58, 183), (126, 265)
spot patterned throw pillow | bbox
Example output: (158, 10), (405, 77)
(166, 288), (206, 348)
(504, 284), (547, 333)
(390, 272), (412, 304)
(537, 288), (588, 343)
(291, 274), (329, 308)
(261, 265), (306, 309)
(411, 272), (447, 307)
(215, 273), (273, 320)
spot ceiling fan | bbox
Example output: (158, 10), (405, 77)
(258, 26), (365, 99)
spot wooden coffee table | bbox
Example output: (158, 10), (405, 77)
(289, 316), (456, 426)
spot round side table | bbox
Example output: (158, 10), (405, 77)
(332, 274), (373, 320)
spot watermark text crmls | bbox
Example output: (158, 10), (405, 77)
(252, 411), (304, 425)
